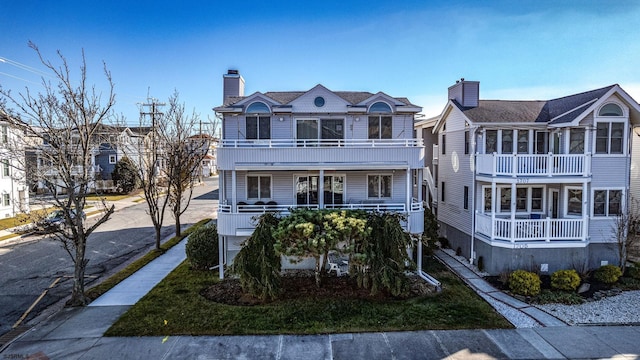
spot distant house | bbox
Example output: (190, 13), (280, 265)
(417, 80), (640, 274)
(214, 70), (425, 278)
(0, 112), (29, 217)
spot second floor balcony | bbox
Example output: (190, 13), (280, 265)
(475, 153), (590, 177)
(218, 138), (424, 169)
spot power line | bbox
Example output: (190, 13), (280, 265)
(0, 56), (52, 78)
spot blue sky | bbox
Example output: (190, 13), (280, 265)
(2, 0), (640, 125)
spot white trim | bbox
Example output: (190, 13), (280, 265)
(591, 187), (624, 218)
(293, 173), (347, 206)
(245, 174), (273, 201)
(108, 155), (117, 164)
(564, 186), (584, 217)
(367, 173), (393, 199)
(592, 117), (628, 156)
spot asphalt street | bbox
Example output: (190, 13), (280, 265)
(0, 177), (218, 338)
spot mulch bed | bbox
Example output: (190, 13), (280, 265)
(201, 270), (436, 306)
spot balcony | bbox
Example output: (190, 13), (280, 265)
(475, 153), (590, 177)
(475, 213), (586, 242)
(217, 139), (424, 170)
(217, 199), (424, 236)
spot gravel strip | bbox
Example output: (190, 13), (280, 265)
(535, 290), (640, 325)
(480, 293), (542, 328)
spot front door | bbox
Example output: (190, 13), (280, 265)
(550, 189), (559, 218)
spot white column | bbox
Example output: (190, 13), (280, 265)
(491, 182), (496, 240)
(406, 167), (411, 212)
(511, 182), (517, 242)
(231, 170), (237, 212)
(319, 169), (324, 209)
(582, 181), (588, 241)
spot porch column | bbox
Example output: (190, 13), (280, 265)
(511, 182), (516, 243)
(582, 181), (588, 241)
(491, 182), (496, 240)
(219, 170), (225, 205)
(319, 169), (324, 209)
(231, 169), (237, 212)
(407, 167), (411, 212)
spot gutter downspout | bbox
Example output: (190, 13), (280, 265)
(470, 126), (478, 265)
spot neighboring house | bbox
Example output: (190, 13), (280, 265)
(214, 70), (425, 278)
(0, 113), (29, 217)
(417, 79), (640, 275)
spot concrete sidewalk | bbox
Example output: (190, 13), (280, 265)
(2, 236), (640, 359)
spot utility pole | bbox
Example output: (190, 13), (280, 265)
(139, 98), (165, 180)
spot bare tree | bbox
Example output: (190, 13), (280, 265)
(160, 91), (208, 237)
(0, 42), (116, 306)
(613, 197), (640, 271)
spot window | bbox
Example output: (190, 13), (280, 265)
(3, 194), (9, 207)
(486, 130), (497, 153)
(500, 187), (511, 212)
(368, 116), (392, 139)
(484, 187), (492, 212)
(369, 102), (392, 113)
(246, 102), (270, 114)
(2, 160), (9, 177)
(441, 133), (446, 154)
(593, 189), (622, 217)
(516, 188), (527, 211)
(531, 187), (543, 211)
(1, 126), (7, 144)
(463, 186), (469, 210)
(517, 130), (529, 154)
(599, 103), (623, 117)
(567, 188), (583, 216)
(109, 155), (117, 164)
(596, 122), (624, 154)
(246, 116), (271, 140)
(441, 181), (445, 202)
(296, 119), (343, 144)
(314, 96), (325, 107)
(368, 175), (392, 198)
(569, 129), (585, 154)
(502, 130), (513, 154)
(464, 130), (470, 154)
(247, 175), (271, 200)
(535, 131), (548, 154)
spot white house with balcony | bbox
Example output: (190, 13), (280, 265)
(0, 114), (29, 217)
(214, 70), (425, 278)
(418, 79), (640, 275)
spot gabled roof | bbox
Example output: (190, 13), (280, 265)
(216, 86), (419, 110)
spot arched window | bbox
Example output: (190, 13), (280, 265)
(598, 103), (623, 117)
(369, 102), (392, 113)
(246, 102), (270, 114)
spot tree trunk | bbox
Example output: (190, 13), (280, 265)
(314, 257), (321, 287)
(155, 226), (161, 250)
(69, 238), (88, 306)
(175, 216), (181, 237)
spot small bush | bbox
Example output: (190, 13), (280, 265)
(509, 270), (541, 296)
(438, 237), (450, 249)
(185, 224), (218, 270)
(455, 247), (462, 256)
(626, 262), (640, 280)
(550, 269), (581, 292)
(594, 264), (622, 284)
(534, 289), (584, 305)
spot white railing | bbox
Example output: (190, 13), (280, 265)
(218, 200), (423, 214)
(475, 213), (586, 242)
(221, 138), (423, 148)
(475, 153), (589, 177)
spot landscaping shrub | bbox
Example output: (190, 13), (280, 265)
(626, 262), (640, 280)
(185, 223), (218, 270)
(438, 237), (450, 249)
(534, 289), (584, 305)
(508, 270), (541, 296)
(550, 269), (581, 292)
(477, 256), (484, 272)
(594, 264), (622, 284)
(455, 247), (462, 256)
(111, 156), (140, 193)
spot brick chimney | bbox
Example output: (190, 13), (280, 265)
(223, 69), (245, 103)
(448, 78), (479, 108)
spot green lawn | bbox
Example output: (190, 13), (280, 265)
(105, 258), (512, 336)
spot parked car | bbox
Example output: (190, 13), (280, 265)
(37, 209), (86, 233)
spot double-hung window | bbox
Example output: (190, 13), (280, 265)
(595, 122), (624, 154)
(247, 175), (271, 200)
(368, 175), (391, 198)
(593, 189), (622, 216)
(2, 160), (9, 177)
(368, 116), (392, 139)
(3, 194), (9, 206)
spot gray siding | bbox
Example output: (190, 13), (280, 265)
(589, 218), (616, 243)
(631, 131), (640, 202)
(591, 157), (628, 187)
(437, 108), (473, 235)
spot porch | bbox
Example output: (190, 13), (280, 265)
(475, 212), (587, 242)
(217, 199), (424, 236)
(475, 153), (590, 177)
